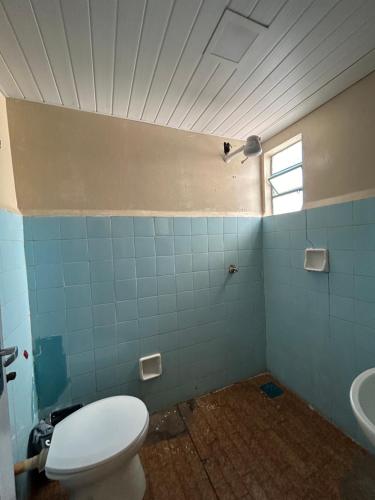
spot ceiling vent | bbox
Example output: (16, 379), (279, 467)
(205, 10), (267, 68)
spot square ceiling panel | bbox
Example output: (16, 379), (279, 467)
(205, 9), (267, 67)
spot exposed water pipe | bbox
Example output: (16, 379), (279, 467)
(14, 449), (48, 475)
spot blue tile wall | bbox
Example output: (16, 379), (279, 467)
(0, 210), (38, 496)
(263, 199), (375, 450)
(24, 216), (265, 413)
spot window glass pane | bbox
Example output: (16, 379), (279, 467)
(271, 141), (302, 174)
(269, 166), (303, 195)
(273, 191), (303, 215)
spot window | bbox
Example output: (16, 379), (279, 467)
(269, 141), (303, 215)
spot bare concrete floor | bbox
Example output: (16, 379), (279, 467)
(31, 374), (375, 499)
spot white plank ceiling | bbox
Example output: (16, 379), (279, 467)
(0, 0), (374, 140)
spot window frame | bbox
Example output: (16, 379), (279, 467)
(268, 141), (303, 215)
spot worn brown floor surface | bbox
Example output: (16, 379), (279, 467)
(31, 374), (375, 499)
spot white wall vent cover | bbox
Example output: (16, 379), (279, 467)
(139, 353), (162, 381)
(304, 248), (329, 273)
(205, 10), (267, 67)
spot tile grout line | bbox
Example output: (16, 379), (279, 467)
(176, 401), (220, 499)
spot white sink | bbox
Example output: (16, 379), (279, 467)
(350, 368), (375, 446)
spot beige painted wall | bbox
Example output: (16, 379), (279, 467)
(0, 96), (18, 211)
(6, 99), (262, 216)
(263, 71), (375, 212)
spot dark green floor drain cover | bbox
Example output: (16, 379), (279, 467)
(260, 382), (284, 398)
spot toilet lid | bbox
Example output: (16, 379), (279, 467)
(46, 396), (149, 475)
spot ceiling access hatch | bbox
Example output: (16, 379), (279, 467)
(205, 9), (267, 67)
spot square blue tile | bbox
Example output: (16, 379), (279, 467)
(87, 217), (111, 238)
(307, 202), (353, 228)
(178, 309), (196, 329)
(137, 277), (157, 298)
(88, 238), (112, 261)
(91, 281), (115, 305)
(112, 237), (135, 259)
(138, 297), (158, 317)
(66, 306), (93, 332)
(92, 303), (116, 326)
(157, 276), (176, 295)
(117, 340), (139, 363)
(116, 300), (138, 322)
(111, 217), (134, 237)
(328, 226), (356, 250)
(192, 253), (208, 272)
(61, 239), (88, 262)
(71, 372), (95, 399)
(175, 254), (192, 274)
(117, 320), (139, 342)
(355, 225), (375, 251)
(114, 258), (136, 280)
(94, 345), (117, 369)
(207, 217), (223, 234)
(154, 217), (173, 235)
(209, 235), (224, 252)
(158, 313), (178, 333)
(192, 235), (208, 253)
(191, 218), (207, 235)
(158, 294), (177, 314)
(208, 252), (224, 270)
(69, 351), (94, 376)
(134, 237), (155, 258)
(65, 285), (91, 309)
(31, 217), (61, 240)
(60, 217), (87, 239)
(193, 271), (209, 290)
(115, 279), (137, 300)
(174, 218), (191, 235)
(93, 324), (116, 348)
(64, 261), (90, 285)
(90, 260), (114, 282)
(96, 366), (118, 391)
(223, 217), (237, 234)
(330, 295), (355, 322)
(159, 332), (179, 353)
(174, 236), (191, 255)
(155, 236), (174, 256)
(176, 273), (193, 292)
(355, 275), (375, 302)
(136, 257), (156, 277)
(224, 234), (237, 251)
(139, 336), (160, 357)
(177, 291), (194, 311)
(330, 273), (354, 298)
(35, 240), (62, 264)
(354, 251), (375, 276)
(156, 256), (175, 276)
(116, 360), (138, 384)
(66, 329), (93, 355)
(35, 264), (64, 289)
(194, 289), (210, 307)
(138, 317), (159, 337)
(353, 198), (375, 225)
(37, 287), (65, 313)
(134, 217), (154, 236)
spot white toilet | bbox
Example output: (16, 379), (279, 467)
(45, 396), (149, 500)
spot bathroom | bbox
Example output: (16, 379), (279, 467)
(0, 1), (375, 499)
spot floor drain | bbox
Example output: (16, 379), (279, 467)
(260, 382), (284, 399)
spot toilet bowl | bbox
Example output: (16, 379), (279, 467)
(45, 396), (149, 500)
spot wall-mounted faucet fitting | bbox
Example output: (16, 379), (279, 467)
(228, 264), (238, 274)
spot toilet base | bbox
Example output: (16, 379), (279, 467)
(60, 454), (146, 500)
